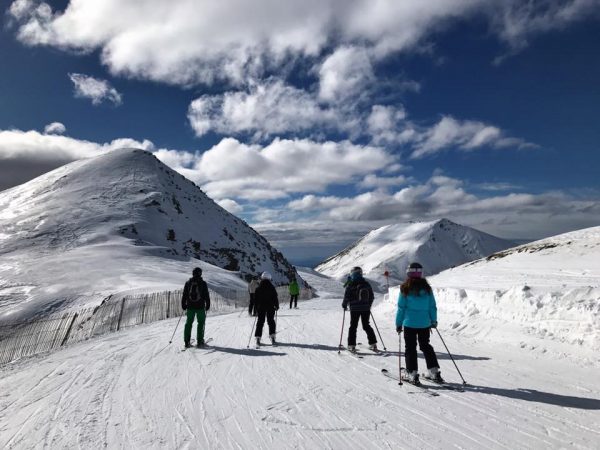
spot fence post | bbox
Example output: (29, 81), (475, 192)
(166, 291), (171, 318)
(116, 298), (126, 331)
(61, 313), (79, 347)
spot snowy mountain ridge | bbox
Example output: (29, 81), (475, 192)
(0, 148), (297, 321)
(315, 218), (516, 284)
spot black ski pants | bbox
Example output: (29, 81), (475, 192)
(347, 311), (377, 346)
(289, 294), (298, 308)
(249, 293), (256, 315)
(255, 309), (276, 337)
(403, 327), (439, 372)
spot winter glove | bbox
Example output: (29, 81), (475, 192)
(396, 326), (403, 334)
(430, 321), (438, 329)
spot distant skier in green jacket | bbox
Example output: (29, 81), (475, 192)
(289, 278), (300, 309)
(182, 267), (211, 348)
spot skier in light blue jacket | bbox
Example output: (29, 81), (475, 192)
(396, 262), (443, 385)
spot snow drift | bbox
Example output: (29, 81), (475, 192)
(387, 225), (600, 355)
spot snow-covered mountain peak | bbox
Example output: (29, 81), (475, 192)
(315, 218), (516, 284)
(0, 148), (298, 320)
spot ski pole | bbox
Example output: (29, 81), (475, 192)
(246, 315), (258, 349)
(337, 309), (346, 353)
(169, 311), (184, 344)
(370, 313), (387, 351)
(435, 328), (467, 385)
(398, 331), (403, 385)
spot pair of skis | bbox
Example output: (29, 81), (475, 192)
(181, 337), (213, 351)
(339, 344), (462, 395)
(380, 368), (465, 393)
(255, 339), (277, 349)
(339, 343), (390, 359)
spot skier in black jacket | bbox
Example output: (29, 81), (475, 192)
(342, 266), (377, 352)
(182, 267), (211, 348)
(254, 271), (279, 346)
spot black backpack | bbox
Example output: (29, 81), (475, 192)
(189, 279), (205, 306)
(358, 285), (370, 303)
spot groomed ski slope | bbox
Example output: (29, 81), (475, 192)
(1, 271), (599, 449)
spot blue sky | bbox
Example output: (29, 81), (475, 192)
(1, 1), (599, 264)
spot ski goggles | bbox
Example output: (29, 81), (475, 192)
(406, 267), (423, 278)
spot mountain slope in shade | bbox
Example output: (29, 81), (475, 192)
(0, 148), (297, 320)
(315, 218), (516, 284)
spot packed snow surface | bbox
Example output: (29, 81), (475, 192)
(316, 219), (515, 284)
(0, 268), (598, 449)
(0, 149), (297, 321)
(427, 225), (600, 353)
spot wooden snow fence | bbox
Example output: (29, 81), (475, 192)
(0, 285), (313, 365)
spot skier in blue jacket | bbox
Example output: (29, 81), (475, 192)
(396, 262), (443, 385)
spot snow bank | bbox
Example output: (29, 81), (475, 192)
(434, 286), (600, 351)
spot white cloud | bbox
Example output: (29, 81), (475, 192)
(155, 137), (395, 200)
(216, 199), (244, 214)
(43, 122), (66, 135)
(188, 80), (348, 138)
(0, 128), (154, 162)
(477, 182), (522, 192)
(359, 174), (409, 189)
(11, 1), (591, 86)
(367, 104), (414, 144)
(410, 116), (535, 158)
(283, 174), (600, 228)
(490, 0), (600, 62)
(8, 0), (36, 20)
(318, 46), (374, 102)
(69, 73), (122, 106)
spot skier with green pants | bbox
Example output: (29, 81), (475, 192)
(288, 277), (300, 309)
(182, 267), (211, 348)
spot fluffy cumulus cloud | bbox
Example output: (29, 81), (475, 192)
(318, 46), (375, 103)
(188, 80), (350, 139)
(69, 73), (122, 106)
(154, 137), (395, 200)
(0, 128), (153, 163)
(43, 122), (66, 135)
(410, 116), (536, 158)
(9, 1), (594, 86)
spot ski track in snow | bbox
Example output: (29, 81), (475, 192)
(1, 282), (599, 449)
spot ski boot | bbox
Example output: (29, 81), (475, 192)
(270, 334), (277, 345)
(368, 343), (378, 351)
(255, 337), (261, 347)
(184, 341), (191, 349)
(196, 340), (205, 348)
(406, 370), (421, 386)
(348, 345), (356, 353)
(426, 367), (445, 383)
